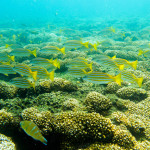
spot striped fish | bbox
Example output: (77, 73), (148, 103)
(68, 67), (91, 77)
(0, 52), (15, 62)
(6, 43), (22, 49)
(31, 66), (54, 81)
(92, 55), (124, 70)
(9, 48), (36, 57)
(13, 64), (37, 81)
(80, 43), (97, 51)
(10, 77), (35, 89)
(20, 121), (47, 145)
(68, 61), (92, 69)
(0, 65), (16, 76)
(138, 49), (150, 57)
(40, 46), (65, 55)
(31, 58), (60, 68)
(63, 40), (89, 49)
(83, 72), (121, 85)
(112, 57), (137, 70)
(121, 71), (143, 87)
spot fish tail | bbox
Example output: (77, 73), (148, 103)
(31, 49), (37, 57)
(114, 73), (121, 86)
(111, 55), (116, 59)
(118, 64), (124, 70)
(82, 42), (89, 48)
(129, 60), (138, 70)
(136, 77), (143, 87)
(138, 50), (144, 56)
(28, 49), (37, 57)
(60, 47), (65, 54)
(48, 70), (54, 81)
(31, 71), (37, 81)
(8, 55), (15, 62)
(42, 137), (47, 145)
(53, 59), (60, 68)
(5, 44), (12, 48)
(93, 43), (97, 50)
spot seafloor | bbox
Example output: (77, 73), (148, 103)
(0, 18), (150, 150)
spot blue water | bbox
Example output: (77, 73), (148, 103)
(1, 0), (150, 26)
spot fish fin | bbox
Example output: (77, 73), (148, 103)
(118, 64), (124, 70)
(111, 55), (116, 59)
(138, 50), (144, 56)
(31, 49), (37, 57)
(48, 70), (54, 81)
(31, 71), (37, 81)
(135, 77), (143, 87)
(82, 42), (89, 48)
(8, 55), (15, 62)
(114, 73), (121, 86)
(81, 69), (89, 74)
(60, 47), (65, 54)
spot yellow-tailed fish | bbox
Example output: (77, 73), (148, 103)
(40, 46), (65, 55)
(5, 44), (22, 49)
(20, 121), (47, 145)
(92, 55), (124, 70)
(0, 61), (10, 65)
(80, 43), (97, 51)
(0, 65), (16, 76)
(68, 67), (91, 77)
(10, 48), (36, 57)
(138, 49), (150, 57)
(68, 60), (92, 70)
(13, 64), (37, 81)
(120, 32), (126, 38)
(63, 40), (89, 49)
(31, 66), (54, 81)
(83, 72), (121, 85)
(10, 77), (35, 89)
(107, 26), (116, 33)
(31, 58), (60, 68)
(112, 57), (137, 70)
(121, 71), (143, 87)
(0, 52), (15, 62)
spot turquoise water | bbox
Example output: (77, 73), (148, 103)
(0, 1), (150, 150)
(1, 0), (150, 26)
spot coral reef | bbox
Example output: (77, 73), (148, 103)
(36, 78), (78, 94)
(21, 107), (53, 134)
(106, 82), (121, 94)
(0, 109), (15, 128)
(62, 98), (80, 111)
(0, 134), (16, 150)
(84, 91), (112, 113)
(116, 87), (148, 101)
(0, 81), (17, 99)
